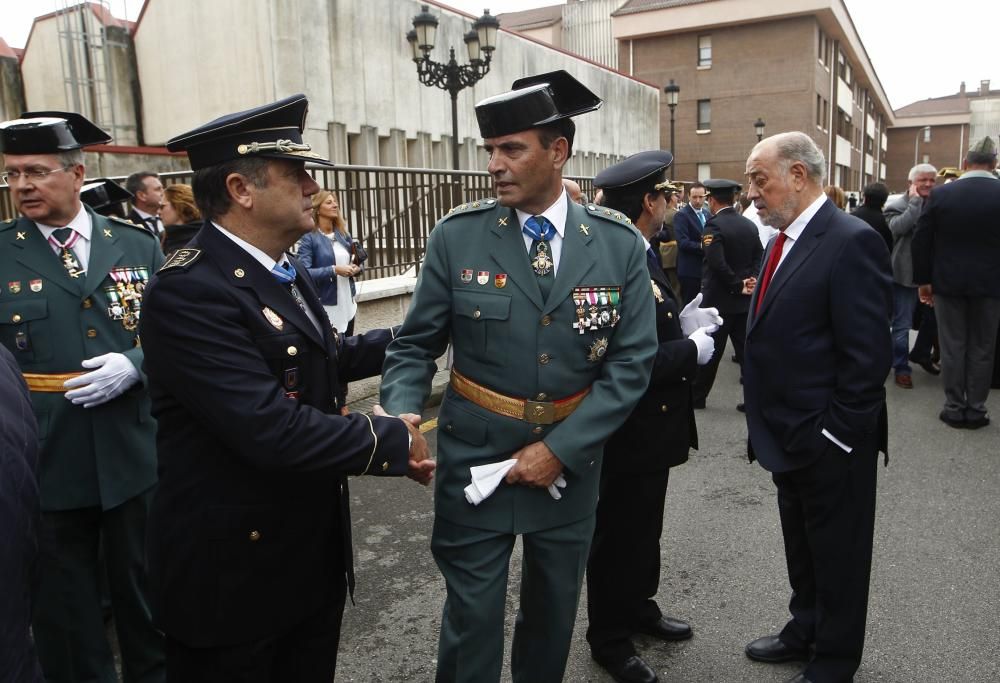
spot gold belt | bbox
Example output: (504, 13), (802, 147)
(22, 372), (85, 393)
(449, 369), (589, 425)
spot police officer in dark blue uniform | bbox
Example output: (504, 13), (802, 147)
(586, 151), (720, 683)
(692, 179), (763, 411)
(139, 94), (434, 683)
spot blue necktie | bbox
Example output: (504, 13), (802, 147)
(647, 246), (661, 273)
(271, 261), (310, 314)
(524, 215), (555, 300)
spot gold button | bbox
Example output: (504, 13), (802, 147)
(82, 298), (92, 309)
(473, 309), (481, 320)
(234, 268), (245, 278)
(86, 328), (97, 338)
(249, 530), (261, 541)
(536, 392), (547, 401)
(541, 315), (552, 326)
(287, 346), (298, 356)
(381, 461), (389, 472)
(11, 314), (21, 323)
(667, 312), (673, 319)
(532, 426), (543, 434)
(538, 353), (550, 365)
(661, 404), (669, 413)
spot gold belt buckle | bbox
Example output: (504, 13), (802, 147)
(523, 400), (556, 425)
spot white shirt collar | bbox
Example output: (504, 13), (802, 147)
(516, 189), (568, 237)
(35, 203), (92, 241)
(959, 170), (999, 180)
(212, 221), (290, 272)
(134, 207), (157, 221)
(782, 193), (828, 242)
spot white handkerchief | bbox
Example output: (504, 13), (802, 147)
(464, 459), (568, 505)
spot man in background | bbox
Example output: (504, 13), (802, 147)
(674, 181), (709, 304)
(913, 137), (1000, 430)
(126, 171), (165, 237)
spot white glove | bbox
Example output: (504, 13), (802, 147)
(688, 326), (716, 366)
(679, 292), (723, 336)
(64, 353), (140, 408)
(464, 460), (568, 505)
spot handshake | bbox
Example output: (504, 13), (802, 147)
(373, 405), (436, 486)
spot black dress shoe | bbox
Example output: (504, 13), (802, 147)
(785, 673), (814, 683)
(744, 634), (809, 663)
(939, 410), (966, 429)
(637, 616), (692, 641)
(965, 414), (990, 429)
(910, 355), (941, 375)
(593, 654), (658, 683)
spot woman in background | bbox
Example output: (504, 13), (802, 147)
(823, 184), (847, 210)
(160, 184), (202, 258)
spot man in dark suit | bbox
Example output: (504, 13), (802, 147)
(912, 136), (1000, 430)
(140, 95), (434, 682)
(1, 111), (165, 683)
(692, 178), (763, 410)
(125, 171), (165, 237)
(742, 132), (892, 683)
(674, 181), (709, 304)
(850, 182), (892, 251)
(0, 345), (43, 682)
(586, 151), (718, 683)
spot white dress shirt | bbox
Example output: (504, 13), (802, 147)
(516, 190), (568, 276)
(36, 203), (92, 271)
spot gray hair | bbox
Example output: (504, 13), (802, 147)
(908, 163), (937, 181)
(57, 149), (84, 168)
(771, 132), (827, 184)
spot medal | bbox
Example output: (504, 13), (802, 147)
(651, 280), (663, 303)
(263, 307), (284, 330)
(460, 268), (473, 284)
(587, 337), (609, 362)
(7, 281), (20, 294)
(477, 270), (489, 285)
(494, 273), (507, 289)
(30, 279), (42, 292)
(531, 241), (553, 276)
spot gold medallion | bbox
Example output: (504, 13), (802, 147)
(651, 280), (663, 303)
(587, 337), (609, 362)
(531, 241), (553, 276)
(262, 307), (284, 330)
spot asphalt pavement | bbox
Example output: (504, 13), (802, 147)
(337, 346), (1000, 682)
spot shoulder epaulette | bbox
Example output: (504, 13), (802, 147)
(440, 198), (499, 222)
(585, 203), (633, 226)
(107, 215), (156, 237)
(0, 218), (15, 229)
(158, 248), (202, 273)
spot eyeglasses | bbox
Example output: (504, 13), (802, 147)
(0, 166), (72, 186)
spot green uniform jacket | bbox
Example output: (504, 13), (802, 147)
(381, 199), (657, 534)
(0, 207), (163, 511)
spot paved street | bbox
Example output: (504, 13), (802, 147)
(337, 346), (999, 682)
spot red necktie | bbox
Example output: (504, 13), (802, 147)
(754, 231), (788, 314)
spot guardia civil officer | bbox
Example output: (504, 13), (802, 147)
(587, 152), (720, 683)
(692, 179), (763, 411)
(140, 95), (433, 682)
(81, 177), (133, 218)
(379, 71), (658, 682)
(0, 112), (165, 682)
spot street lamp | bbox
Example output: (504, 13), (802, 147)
(913, 125), (930, 166)
(754, 117), (766, 142)
(407, 5), (499, 170)
(664, 79), (680, 180)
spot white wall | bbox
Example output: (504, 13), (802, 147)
(133, 0), (660, 174)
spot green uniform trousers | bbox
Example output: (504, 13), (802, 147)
(33, 489), (164, 683)
(431, 513), (595, 683)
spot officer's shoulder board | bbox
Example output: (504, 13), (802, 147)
(158, 248), (202, 273)
(0, 217), (15, 230)
(440, 198), (499, 223)
(107, 215), (157, 238)
(585, 203), (633, 228)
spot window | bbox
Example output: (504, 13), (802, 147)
(818, 29), (829, 67)
(697, 99), (711, 131)
(816, 95), (829, 131)
(837, 50), (852, 84)
(836, 110), (853, 141)
(923, 127), (932, 142)
(698, 35), (712, 67)
(697, 164), (711, 181)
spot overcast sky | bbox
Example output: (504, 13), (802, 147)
(3, 0), (998, 111)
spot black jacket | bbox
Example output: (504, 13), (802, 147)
(603, 252), (697, 473)
(700, 207), (763, 314)
(850, 204), (892, 252)
(140, 222), (410, 648)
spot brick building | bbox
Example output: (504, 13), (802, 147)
(885, 80), (1000, 191)
(609, 0), (894, 191)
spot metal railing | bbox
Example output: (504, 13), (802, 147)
(1, 164), (595, 279)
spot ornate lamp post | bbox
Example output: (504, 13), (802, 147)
(407, 5), (499, 170)
(664, 79), (680, 179)
(754, 117), (766, 142)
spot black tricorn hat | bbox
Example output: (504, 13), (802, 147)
(166, 94), (334, 170)
(594, 150), (674, 190)
(0, 111), (112, 155)
(81, 178), (133, 212)
(475, 70), (602, 139)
